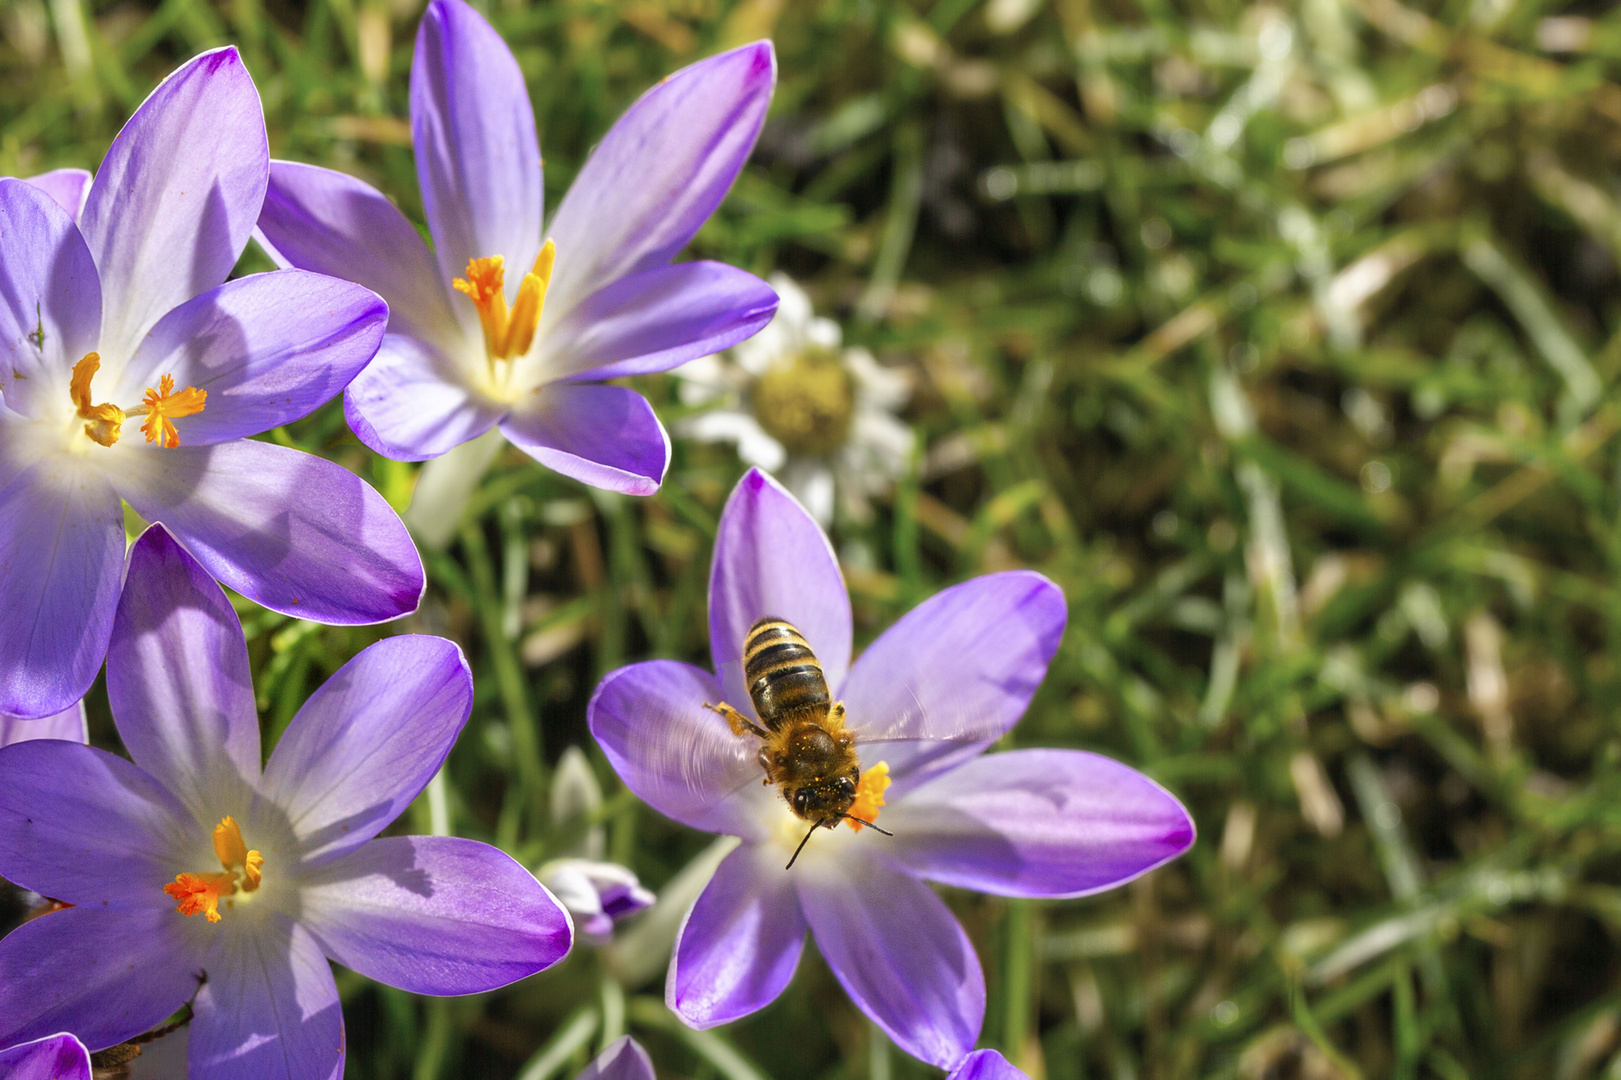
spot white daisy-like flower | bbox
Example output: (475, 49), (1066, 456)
(675, 273), (915, 525)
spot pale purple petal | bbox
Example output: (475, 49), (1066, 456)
(188, 917), (344, 1080)
(257, 160), (459, 348)
(0, 452), (123, 718)
(709, 467), (850, 711)
(949, 1050), (1028, 1080)
(411, 0), (542, 309)
(0, 700), (86, 747)
(118, 439), (424, 624)
(0, 1032), (92, 1080)
(0, 178), (101, 415)
(797, 852), (984, 1069)
(543, 42), (774, 323)
(79, 48), (268, 360)
(884, 750), (1195, 898)
(106, 270), (387, 445)
(107, 526), (261, 820)
(668, 842), (805, 1028)
(587, 660), (766, 837)
(24, 167), (91, 220)
(500, 383), (669, 496)
(0, 740), (193, 906)
(300, 835), (571, 993)
(577, 1037), (656, 1080)
(0, 904), (209, 1051)
(261, 636), (471, 863)
(344, 334), (502, 461)
(546, 262), (777, 382)
(840, 572), (1066, 788)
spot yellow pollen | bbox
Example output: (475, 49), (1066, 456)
(451, 240), (555, 362)
(165, 816), (264, 922)
(67, 353), (206, 449)
(846, 761), (890, 832)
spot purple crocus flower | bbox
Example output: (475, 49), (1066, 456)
(255, 0), (779, 513)
(588, 469), (1194, 1068)
(0, 701), (86, 748)
(576, 1036), (656, 1080)
(0, 47), (423, 719)
(950, 1050), (1028, 1080)
(539, 858), (655, 944)
(0, 526), (571, 1079)
(0, 1033), (91, 1080)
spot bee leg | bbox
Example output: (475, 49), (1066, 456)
(757, 747), (773, 782)
(705, 701), (768, 739)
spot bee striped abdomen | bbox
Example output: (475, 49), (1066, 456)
(744, 617), (831, 730)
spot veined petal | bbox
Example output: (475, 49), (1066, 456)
(667, 842), (805, 1028)
(118, 439), (424, 625)
(0, 178), (101, 415)
(344, 333), (503, 461)
(300, 835), (571, 994)
(884, 750), (1195, 898)
(500, 383), (668, 496)
(949, 1050), (1028, 1080)
(0, 451), (123, 718)
(23, 167), (91, 221)
(411, 0), (543, 311)
(544, 262), (778, 383)
(106, 270), (387, 445)
(577, 1038), (656, 1080)
(710, 468), (850, 712)
(107, 526), (261, 821)
(543, 42), (774, 325)
(79, 48), (268, 362)
(262, 636), (471, 863)
(0, 1033), (93, 1080)
(840, 572), (1066, 789)
(798, 852), (984, 1069)
(587, 660), (767, 838)
(0, 699), (87, 748)
(257, 160), (459, 348)
(188, 916), (344, 1080)
(0, 904), (209, 1052)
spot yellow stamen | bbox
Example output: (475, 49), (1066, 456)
(67, 353), (206, 449)
(166, 816), (264, 921)
(69, 353), (124, 448)
(451, 241), (556, 362)
(846, 761), (890, 832)
(164, 872), (236, 923)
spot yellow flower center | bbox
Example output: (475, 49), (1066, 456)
(452, 239), (556, 364)
(752, 347), (856, 456)
(846, 761), (890, 832)
(163, 816), (264, 923)
(69, 353), (207, 449)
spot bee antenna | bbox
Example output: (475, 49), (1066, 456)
(843, 814), (893, 837)
(785, 821), (820, 870)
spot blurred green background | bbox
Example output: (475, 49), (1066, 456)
(9, 0), (1621, 1077)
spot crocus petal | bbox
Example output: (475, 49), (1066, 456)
(949, 1050), (1028, 1080)
(0, 700), (86, 748)
(118, 439), (424, 624)
(188, 917), (344, 1080)
(0, 453), (123, 718)
(23, 167), (91, 220)
(884, 750), (1195, 898)
(839, 572), (1066, 788)
(588, 660), (768, 837)
(257, 160), (459, 348)
(500, 383), (669, 496)
(262, 636), (471, 863)
(0, 178), (101, 415)
(798, 853), (984, 1069)
(411, 0), (543, 306)
(300, 835), (571, 994)
(545, 262), (778, 383)
(0, 1032), (92, 1080)
(79, 48), (268, 361)
(106, 270), (387, 445)
(344, 334), (502, 461)
(543, 42), (774, 324)
(709, 467), (850, 710)
(0, 740), (193, 906)
(668, 842), (806, 1028)
(577, 1037), (657, 1080)
(106, 526), (261, 820)
(0, 904), (209, 1052)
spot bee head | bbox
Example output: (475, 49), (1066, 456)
(790, 774), (858, 823)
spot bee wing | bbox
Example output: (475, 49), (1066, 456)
(848, 679), (1004, 785)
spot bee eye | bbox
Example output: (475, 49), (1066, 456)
(793, 791), (809, 812)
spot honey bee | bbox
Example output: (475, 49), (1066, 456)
(707, 616), (891, 868)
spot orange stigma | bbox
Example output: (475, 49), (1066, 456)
(452, 240), (555, 361)
(68, 353), (205, 449)
(164, 816), (263, 923)
(846, 761), (890, 832)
